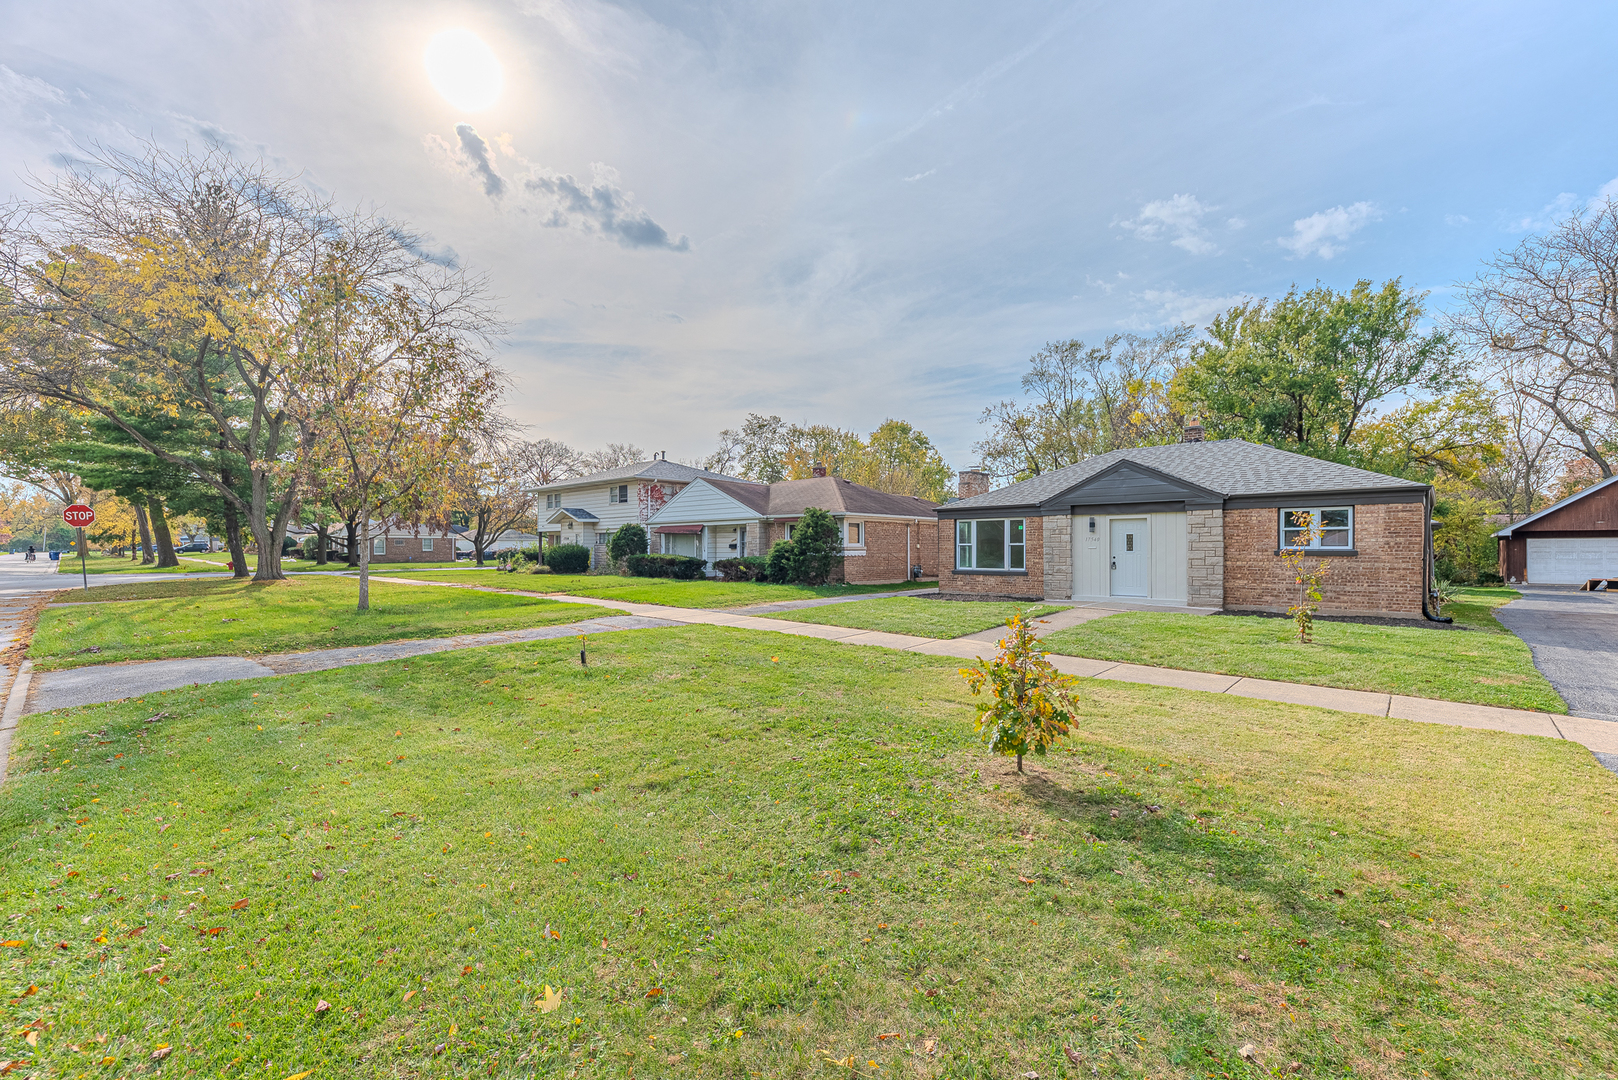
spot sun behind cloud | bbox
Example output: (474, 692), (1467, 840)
(424, 29), (504, 112)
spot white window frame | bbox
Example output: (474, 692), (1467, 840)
(955, 518), (1026, 571)
(421, 537), (434, 552)
(1280, 506), (1353, 550)
(372, 536), (386, 556)
(845, 521), (863, 547)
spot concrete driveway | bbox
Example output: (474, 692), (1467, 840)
(1495, 586), (1618, 722)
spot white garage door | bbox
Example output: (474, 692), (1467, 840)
(1525, 537), (1618, 584)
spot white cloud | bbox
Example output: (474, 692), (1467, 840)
(1276, 201), (1381, 259)
(1135, 288), (1250, 327)
(0, 66), (67, 108)
(903, 169), (935, 182)
(1506, 178), (1618, 232)
(1444, 213), (1471, 226)
(1118, 194), (1224, 255)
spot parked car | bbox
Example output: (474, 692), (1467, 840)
(175, 541), (211, 553)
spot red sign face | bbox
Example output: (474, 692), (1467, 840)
(62, 504), (96, 528)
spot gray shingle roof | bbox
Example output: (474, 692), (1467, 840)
(533, 459), (755, 491)
(659, 476), (938, 520)
(950, 439), (1428, 511)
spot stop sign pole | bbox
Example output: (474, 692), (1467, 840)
(62, 504), (95, 590)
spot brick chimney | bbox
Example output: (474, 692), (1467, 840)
(1183, 418), (1205, 443)
(958, 469), (990, 499)
(811, 462), (828, 478)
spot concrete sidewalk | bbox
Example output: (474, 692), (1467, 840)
(512, 589), (1617, 756)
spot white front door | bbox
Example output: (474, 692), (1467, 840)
(1526, 537), (1618, 583)
(1109, 518), (1149, 597)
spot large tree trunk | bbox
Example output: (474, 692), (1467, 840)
(222, 502), (250, 580)
(247, 467), (290, 582)
(134, 503), (155, 565)
(314, 524), (329, 565)
(357, 524), (372, 611)
(344, 518), (360, 567)
(148, 501), (179, 567)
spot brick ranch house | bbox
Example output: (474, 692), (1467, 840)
(648, 469), (938, 583)
(936, 436), (1442, 620)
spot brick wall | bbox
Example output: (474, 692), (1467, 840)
(1223, 502), (1426, 618)
(1186, 508), (1224, 608)
(760, 517), (935, 584)
(937, 516), (1046, 599)
(845, 519), (937, 583)
(367, 535), (448, 563)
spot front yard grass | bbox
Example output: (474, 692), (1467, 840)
(54, 552), (221, 575)
(1041, 587), (1561, 712)
(29, 576), (609, 670)
(387, 570), (937, 608)
(773, 597), (1060, 638)
(2, 626), (1611, 1077)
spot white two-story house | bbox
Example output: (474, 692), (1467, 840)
(531, 455), (757, 562)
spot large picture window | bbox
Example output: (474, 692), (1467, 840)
(1281, 507), (1352, 549)
(955, 518), (1025, 570)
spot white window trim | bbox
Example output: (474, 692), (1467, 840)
(955, 518), (1027, 571)
(421, 537), (434, 551)
(844, 520), (865, 548)
(1280, 506), (1354, 550)
(372, 536), (386, 555)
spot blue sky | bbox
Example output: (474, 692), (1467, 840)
(3, 0), (1615, 468)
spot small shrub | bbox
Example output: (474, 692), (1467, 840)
(528, 563), (553, 575)
(790, 507), (842, 585)
(544, 543), (591, 574)
(765, 539), (797, 584)
(625, 553), (707, 580)
(1278, 512), (1332, 643)
(607, 525), (649, 562)
(714, 556), (769, 582)
(958, 615), (1078, 773)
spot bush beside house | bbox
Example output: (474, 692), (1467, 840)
(625, 554), (707, 580)
(544, 543), (592, 574)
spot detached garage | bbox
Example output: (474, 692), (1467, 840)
(1495, 474), (1618, 586)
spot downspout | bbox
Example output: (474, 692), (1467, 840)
(1422, 485), (1452, 624)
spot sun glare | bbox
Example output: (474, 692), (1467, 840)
(424, 28), (504, 112)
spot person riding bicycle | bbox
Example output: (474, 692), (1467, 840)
(25, 546), (35, 562)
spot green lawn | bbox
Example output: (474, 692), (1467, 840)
(774, 597), (1061, 638)
(1042, 587), (1561, 712)
(2, 627), (1611, 1077)
(49, 552), (223, 575)
(182, 554), (473, 574)
(30, 576), (609, 670)
(385, 570), (938, 608)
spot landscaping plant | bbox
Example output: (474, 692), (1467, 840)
(792, 506), (844, 585)
(959, 613), (1079, 773)
(543, 542), (592, 574)
(1278, 511), (1332, 643)
(606, 524), (648, 563)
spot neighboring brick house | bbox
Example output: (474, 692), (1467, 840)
(648, 470), (938, 583)
(936, 437), (1439, 620)
(1493, 474), (1618, 585)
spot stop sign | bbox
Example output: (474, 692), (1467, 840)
(62, 504), (95, 528)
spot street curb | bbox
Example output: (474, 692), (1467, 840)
(0, 660), (35, 785)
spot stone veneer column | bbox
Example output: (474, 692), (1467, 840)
(1186, 508), (1225, 608)
(1041, 513), (1073, 600)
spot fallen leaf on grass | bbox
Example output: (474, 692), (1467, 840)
(876, 1032), (902, 1040)
(23, 1032), (36, 1047)
(314, 1000), (331, 1015)
(0, 942), (21, 948)
(311, 871), (325, 882)
(1018, 876), (1035, 885)
(151, 1045), (172, 1060)
(402, 990), (416, 1003)
(1063, 1045), (1082, 1065)
(645, 987), (663, 998)
(11, 986), (35, 1001)
(126, 926), (145, 937)
(538, 985), (562, 1013)
(280, 1072), (313, 1080)
(230, 899), (250, 910)
(543, 923), (561, 940)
